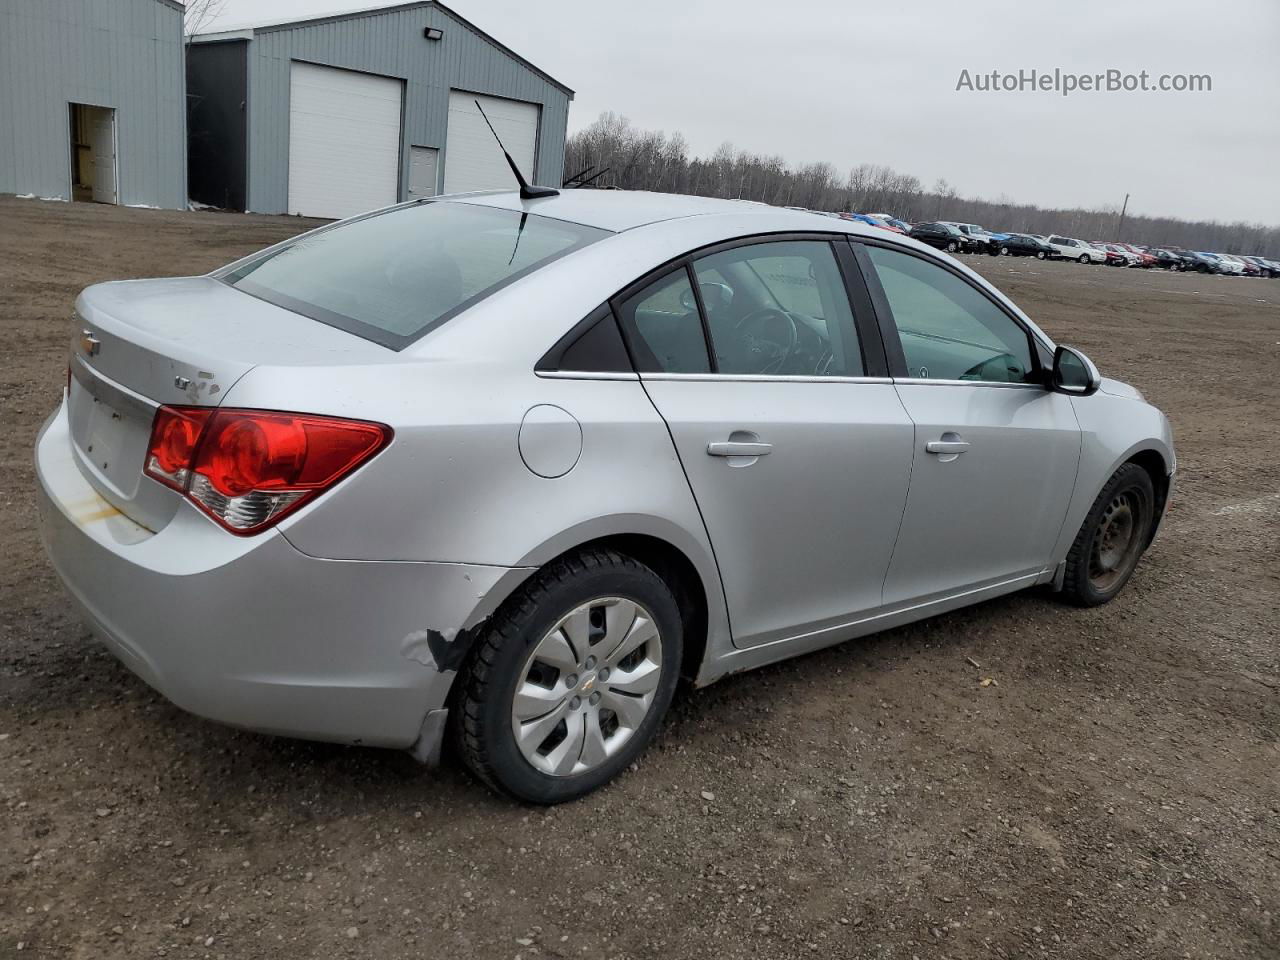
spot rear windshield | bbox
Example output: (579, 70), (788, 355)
(221, 201), (609, 349)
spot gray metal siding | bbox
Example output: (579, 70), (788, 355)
(243, 4), (569, 214)
(0, 0), (186, 208)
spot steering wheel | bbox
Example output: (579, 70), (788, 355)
(735, 307), (799, 374)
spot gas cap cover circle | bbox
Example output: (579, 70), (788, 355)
(518, 404), (582, 479)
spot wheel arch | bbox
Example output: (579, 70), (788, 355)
(1123, 447), (1172, 545)
(510, 516), (730, 684)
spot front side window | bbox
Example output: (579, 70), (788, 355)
(866, 246), (1035, 384)
(222, 201), (608, 349)
(692, 240), (864, 377)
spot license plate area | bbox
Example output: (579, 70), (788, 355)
(68, 360), (158, 502)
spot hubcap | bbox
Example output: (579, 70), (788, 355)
(1089, 492), (1142, 591)
(511, 597), (663, 777)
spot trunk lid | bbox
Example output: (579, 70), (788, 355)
(69, 276), (394, 531)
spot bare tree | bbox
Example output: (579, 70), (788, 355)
(184, 0), (227, 41)
(564, 112), (1280, 255)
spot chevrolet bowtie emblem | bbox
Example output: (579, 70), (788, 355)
(80, 330), (101, 357)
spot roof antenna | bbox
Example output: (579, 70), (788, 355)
(474, 99), (558, 200)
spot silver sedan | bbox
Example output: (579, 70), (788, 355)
(36, 191), (1174, 803)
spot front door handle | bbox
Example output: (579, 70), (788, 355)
(707, 441), (773, 457)
(925, 440), (970, 455)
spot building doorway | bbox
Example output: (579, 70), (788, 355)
(69, 103), (117, 204)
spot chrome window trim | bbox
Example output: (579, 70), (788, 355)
(534, 370), (641, 381)
(541, 369), (1041, 389)
(889, 378), (1045, 390)
(638, 373), (894, 385)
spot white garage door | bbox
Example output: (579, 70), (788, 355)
(443, 91), (540, 195)
(288, 62), (403, 219)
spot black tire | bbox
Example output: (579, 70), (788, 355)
(946, 240), (959, 253)
(1078, 254), (1089, 264)
(452, 548), (683, 804)
(1036, 250), (1047, 259)
(1061, 463), (1155, 607)
(1000, 246), (1011, 256)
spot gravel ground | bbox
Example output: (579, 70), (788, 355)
(1, 195), (1277, 959)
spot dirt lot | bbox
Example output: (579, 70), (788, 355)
(1, 195), (1277, 959)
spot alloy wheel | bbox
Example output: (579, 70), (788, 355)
(511, 597), (663, 777)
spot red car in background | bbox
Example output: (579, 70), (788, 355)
(1092, 244), (1133, 267)
(1115, 243), (1159, 268)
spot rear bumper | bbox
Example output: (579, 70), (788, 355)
(35, 403), (531, 750)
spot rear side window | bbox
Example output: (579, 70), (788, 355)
(221, 202), (609, 350)
(615, 269), (711, 373)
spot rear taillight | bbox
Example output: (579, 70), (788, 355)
(146, 407), (212, 490)
(144, 406), (391, 535)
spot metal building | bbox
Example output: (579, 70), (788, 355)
(0, 0), (187, 208)
(187, 2), (573, 219)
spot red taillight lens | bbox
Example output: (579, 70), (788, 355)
(197, 414), (307, 497)
(145, 406), (213, 490)
(143, 406), (391, 534)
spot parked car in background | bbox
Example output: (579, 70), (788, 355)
(873, 216), (914, 233)
(996, 234), (1057, 259)
(1114, 244), (1158, 268)
(1242, 255), (1280, 278)
(1221, 255), (1260, 277)
(35, 189), (1175, 803)
(1148, 249), (1188, 271)
(850, 213), (907, 234)
(1173, 250), (1222, 273)
(1201, 253), (1244, 275)
(908, 221), (979, 253)
(1045, 236), (1107, 264)
(1095, 243), (1141, 267)
(941, 222), (1003, 255)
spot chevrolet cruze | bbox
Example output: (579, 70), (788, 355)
(36, 190), (1174, 803)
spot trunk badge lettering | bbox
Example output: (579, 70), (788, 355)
(174, 375), (192, 390)
(80, 330), (100, 357)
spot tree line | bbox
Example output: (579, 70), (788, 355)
(563, 113), (1279, 257)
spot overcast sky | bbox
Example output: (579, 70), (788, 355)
(207, 0), (1280, 225)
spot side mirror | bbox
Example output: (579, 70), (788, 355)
(1051, 345), (1101, 396)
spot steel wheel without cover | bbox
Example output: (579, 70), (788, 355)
(1089, 491), (1146, 591)
(511, 597), (662, 777)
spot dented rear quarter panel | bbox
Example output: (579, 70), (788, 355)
(223, 356), (734, 680)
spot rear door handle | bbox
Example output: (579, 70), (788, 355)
(925, 440), (970, 455)
(707, 441), (773, 457)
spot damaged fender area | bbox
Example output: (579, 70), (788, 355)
(397, 564), (536, 765)
(37, 408), (539, 750)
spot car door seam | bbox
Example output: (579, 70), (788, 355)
(632, 375), (737, 644)
(1045, 397), (1087, 566)
(878, 380), (918, 604)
